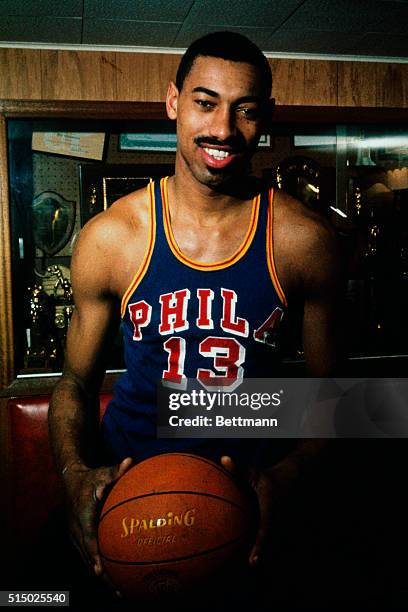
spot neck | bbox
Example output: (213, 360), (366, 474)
(169, 157), (260, 223)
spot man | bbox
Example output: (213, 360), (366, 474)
(49, 31), (342, 598)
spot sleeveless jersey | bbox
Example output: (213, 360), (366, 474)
(101, 177), (287, 465)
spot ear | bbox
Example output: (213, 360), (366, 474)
(166, 81), (179, 120)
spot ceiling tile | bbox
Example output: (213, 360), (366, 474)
(0, 16), (82, 43)
(84, 0), (194, 22)
(350, 32), (408, 57)
(0, 0), (82, 17)
(282, 0), (408, 34)
(83, 19), (182, 46)
(182, 0), (304, 28)
(265, 29), (364, 54)
(175, 24), (366, 55)
(173, 24), (280, 49)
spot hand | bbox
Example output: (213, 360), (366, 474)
(221, 456), (292, 568)
(62, 457), (132, 578)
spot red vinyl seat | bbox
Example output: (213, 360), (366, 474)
(7, 393), (112, 545)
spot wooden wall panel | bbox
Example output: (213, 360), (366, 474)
(269, 59), (337, 106)
(338, 62), (377, 107)
(304, 60), (337, 106)
(115, 52), (180, 102)
(0, 49), (42, 100)
(40, 50), (118, 100)
(269, 59), (305, 105)
(376, 63), (408, 108)
(0, 48), (406, 107)
(0, 116), (14, 389)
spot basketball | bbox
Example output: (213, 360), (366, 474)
(98, 452), (257, 600)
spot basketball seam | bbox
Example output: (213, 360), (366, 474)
(170, 453), (236, 479)
(99, 490), (251, 522)
(135, 452), (231, 480)
(170, 453), (247, 490)
(99, 529), (252, 566)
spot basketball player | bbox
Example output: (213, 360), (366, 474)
(49, 31), (342, 591)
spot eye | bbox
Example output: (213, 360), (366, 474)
(237, 107), (260, 120)
(195, 99), (215, 110)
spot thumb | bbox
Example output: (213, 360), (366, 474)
(116, 456), (133, 479)
(220, 455), (236, 474)
(94, 457), (133, 501)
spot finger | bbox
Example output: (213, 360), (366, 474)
(94, 458), (133, 501)
(117, 456), (133, 478)
(220, 455), (236, 474)
(99, 564), (122, 597)
(249, 527), (265, 567)
(79, 492), (103, 571)
(93, 553), (104, 577)
(69, 529), (91, 569)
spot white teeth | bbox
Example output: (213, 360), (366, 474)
(204, 147), (230, 160)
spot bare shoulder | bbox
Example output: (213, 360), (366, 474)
(71, 186), (151, 298)
(78, 186), (149, 245)
(273, 190), (340, 297)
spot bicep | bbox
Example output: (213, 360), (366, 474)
(64, 297), (119, 389)
(302, 294), (341, 376)
(63, 220), (120, 390)
(300, 224), (345, 376)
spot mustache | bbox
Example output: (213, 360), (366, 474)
(194, 135), (246, 150)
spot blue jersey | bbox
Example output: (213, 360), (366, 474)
(101, 177), (287, 465)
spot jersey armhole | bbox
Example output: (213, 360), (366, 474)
(120, 181), (156, 318)
(266, 188), (288, 308)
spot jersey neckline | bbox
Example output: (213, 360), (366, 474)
(160, 176), (260, 272)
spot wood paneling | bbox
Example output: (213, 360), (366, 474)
(0, 99), (167, 120)
(269, 59), (305, 105)
(304, 60), (338, 106)
(376, 63), (408, 108)
(0, 49), (42, 100)
(0, 116), (14, 390)
(41, 50), (118, 100)
(0, 48), (406, 107)
(269, 59), (337, 106)
(338, 62), (377, 107)
(116, 52), (181, 102)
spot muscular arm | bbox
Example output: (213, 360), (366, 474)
(242, 203), (345, 566)
(300, 218), (345, 376)
(49, 215), (120, 472)
(48, 210), (134, 575)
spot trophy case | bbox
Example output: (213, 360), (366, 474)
(1, 102), (408, 390)
(0, 102), (176, 389)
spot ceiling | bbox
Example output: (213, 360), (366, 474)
(1, 0), (408, 61)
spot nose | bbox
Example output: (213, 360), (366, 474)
(208, 106), (236, 142)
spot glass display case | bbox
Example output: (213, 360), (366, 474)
(7, 115), (176, 378)
(2, 102), (408, 385)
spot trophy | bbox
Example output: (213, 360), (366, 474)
(26, 265), (75, 372)
(24, 284), (52, 371)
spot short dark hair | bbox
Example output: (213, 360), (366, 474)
(176, 31), (272, 98)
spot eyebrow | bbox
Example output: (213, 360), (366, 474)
(192, 87), (261, 105)
(192, 86), (219, 97)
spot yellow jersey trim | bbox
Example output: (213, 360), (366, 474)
(120, 181), (156, 318)
(266, 189), (288, 308)
(161, 176), (260, 272)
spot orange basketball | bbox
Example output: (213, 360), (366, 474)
(98, 452), (257, 600)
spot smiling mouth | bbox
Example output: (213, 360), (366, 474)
(203, 147), (232, 160)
